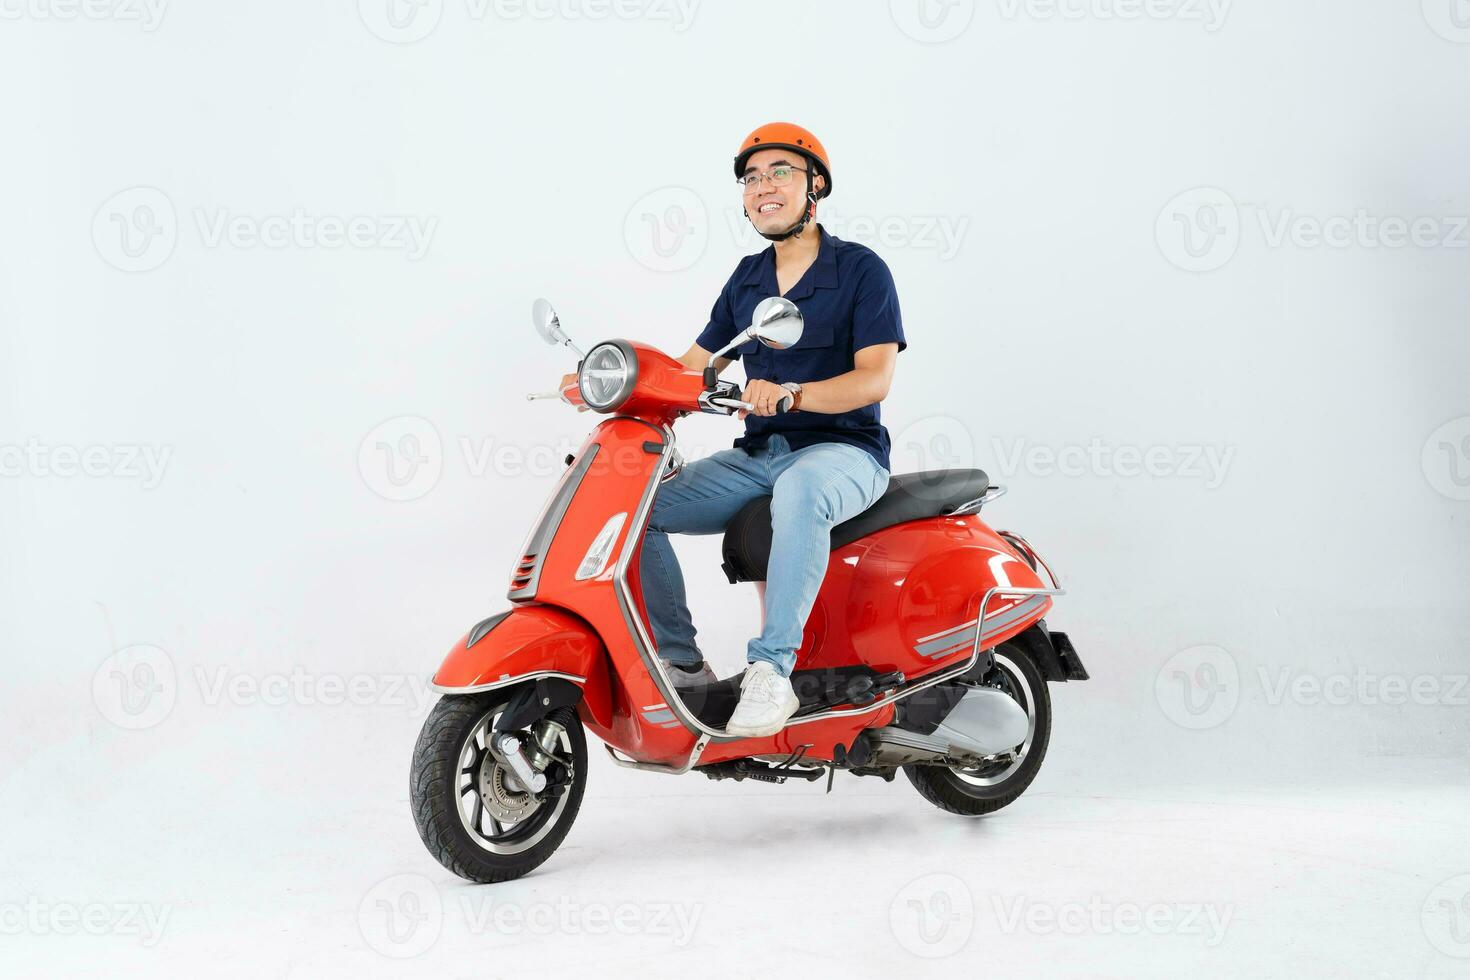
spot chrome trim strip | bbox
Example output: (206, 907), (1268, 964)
(913, 589), (1042, 644)
(914, 594), (1049, 657)
(611, 422), (715, 735)
(429, 670), (587, 695)
(604, 734), (711, 774)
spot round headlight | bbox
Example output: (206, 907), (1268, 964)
(577, 341), (637, 412)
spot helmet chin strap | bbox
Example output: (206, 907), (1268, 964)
(745, 167), (819, 242)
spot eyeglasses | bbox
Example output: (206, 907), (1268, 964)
(737, 165), (808, 194)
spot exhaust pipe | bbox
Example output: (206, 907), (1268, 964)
(863, 687), (1028, 767)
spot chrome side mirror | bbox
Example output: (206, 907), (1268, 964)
(706, 296), (805, 369)
(531, 298), (584, 357)
(748, 296), (804, 349)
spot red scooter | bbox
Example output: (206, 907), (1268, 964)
(410, 297), (1089, 883)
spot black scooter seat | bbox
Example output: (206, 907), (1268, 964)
(720, 469), (989, 583)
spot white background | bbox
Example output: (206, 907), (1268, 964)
(2, 1), (1468, 976)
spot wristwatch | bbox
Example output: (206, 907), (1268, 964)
(780, 381), (803, 412)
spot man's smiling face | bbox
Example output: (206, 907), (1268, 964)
(742, 147), (825, 236)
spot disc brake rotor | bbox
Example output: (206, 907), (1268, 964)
(477, 750), (540, 823)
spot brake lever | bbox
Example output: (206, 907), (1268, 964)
(706, 395), (791, 415)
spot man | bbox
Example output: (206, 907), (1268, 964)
(644, 122), (907, 736)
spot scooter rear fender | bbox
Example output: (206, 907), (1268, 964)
(430, 605), (614, 730)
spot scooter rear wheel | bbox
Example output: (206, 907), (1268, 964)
(410, 692), (587, 882)
(903, 644), (1052, 816)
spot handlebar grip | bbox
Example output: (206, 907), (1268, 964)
(775, 394), (793, 415)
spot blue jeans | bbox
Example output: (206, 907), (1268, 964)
(640, 434), (890, 677)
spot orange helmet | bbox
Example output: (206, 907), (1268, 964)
(733, 122), (832, 200)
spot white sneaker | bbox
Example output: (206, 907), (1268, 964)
(724, 662), (799, 737)
(662, 659), (719, 690)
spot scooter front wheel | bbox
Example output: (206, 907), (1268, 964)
(903, 644), (1052, 817)
(410, 693), (587, 883)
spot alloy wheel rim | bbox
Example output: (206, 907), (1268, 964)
(454, 707), (573, 855)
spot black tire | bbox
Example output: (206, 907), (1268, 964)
(903, 641), (1052, 817)
(410, 693), (587, 883)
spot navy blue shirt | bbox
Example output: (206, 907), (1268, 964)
(696, 226), (906, 470)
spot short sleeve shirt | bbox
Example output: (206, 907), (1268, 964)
(695, 225), (906, 470)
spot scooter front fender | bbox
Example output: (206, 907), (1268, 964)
(430, 606), (614, 730)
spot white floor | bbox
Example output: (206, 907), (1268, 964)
(5, 723), (1468, 979)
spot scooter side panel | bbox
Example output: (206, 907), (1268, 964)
(796, 514), (1052, 677)
(527, 417), (707, 765)
(431, 605), (614, 731)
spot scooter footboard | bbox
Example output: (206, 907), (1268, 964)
(430, 606), (613, 730)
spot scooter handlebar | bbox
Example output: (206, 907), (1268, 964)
(704, 394), (792, 416)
